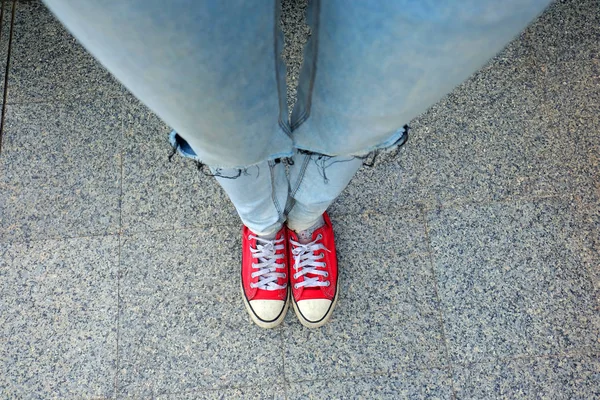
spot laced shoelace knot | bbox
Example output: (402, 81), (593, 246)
(248, 235), (287, 290)
(290, 233), (331, 290)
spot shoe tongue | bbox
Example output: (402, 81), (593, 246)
(295, 216), (325, 244)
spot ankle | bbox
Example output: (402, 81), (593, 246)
(287, 215), (325, 233)
(248, 223), (284, 239)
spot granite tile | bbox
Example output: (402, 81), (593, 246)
(0, 99), (123, 242)
(454, 353), (600, 400)
(567, 116), (600, 205)
(0, 236), (118, 399)
(121, 99), (239, 233)
(7, 0), (123, 103)
(334, 97), (583, 215)
(426, 198), (600, 365)
(118, 226), (284, 398)
(287, 368), (453, 400)
(575, 202), (600, 300)
(156, 385), (286, 400)
(283, 212), (447, 380)
(521, 0), (600, 64)
(541, 59), (600, 122)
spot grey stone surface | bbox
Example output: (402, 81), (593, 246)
(576, 203), (600, 300)
(522, 0), (600, 64)
(118, 226), (284, 397)
(454, 353), (600, 399)
(287, 368), (453, 400)
(280, 0), (310, 115)
(7, 0), (123, 103)
(0, 99), (123, 242)
(121, 98), (239, 233)
(577, 92), (599, 297)
(572, 115), (600, 205)
(283, 212), (447, 380)
(541, 59), (599, 122)
(332, 85), (583, 215)
(426, 198), (600, 365)
(552, 56), (600, 205)
(155, 385), (286, 400)
(0, 236), (118, 399)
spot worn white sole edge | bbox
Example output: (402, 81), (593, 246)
(292, 281), (339, 329)
(240, 282), (290, 329)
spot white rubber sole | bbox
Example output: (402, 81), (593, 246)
(240, 282), (289, 329)
(292, 282), (339, 329)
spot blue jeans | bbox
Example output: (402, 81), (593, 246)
(44, 0), (551, 234)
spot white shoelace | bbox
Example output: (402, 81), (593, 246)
(249, 235), (287, 290)
(290, 234), (331, 289)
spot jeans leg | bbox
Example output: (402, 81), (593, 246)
(45, 0), (295, 233)
(44, 0), (292, 168)
(291, 0), (552, 157)
(286, 152), (362, 232)
(211, 160), (289, 236)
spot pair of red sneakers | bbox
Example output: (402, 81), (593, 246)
(240, 213), (338, 328)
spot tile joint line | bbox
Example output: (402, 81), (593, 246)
(0, 0), (16, 153)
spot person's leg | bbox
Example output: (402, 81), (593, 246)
(211, 160), (289, 237)
(44, 0), (293, 328)
(285, 152), (363, 328)
(286, 153), (363, 232)
(286, 0), (552, 327)
(43, 0), (292, 168)
(291, 0), (553, 157)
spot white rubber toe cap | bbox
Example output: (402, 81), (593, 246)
(296, 299), (332, 323)
(249, 300), (286, 322)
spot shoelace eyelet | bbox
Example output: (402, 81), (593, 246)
(323, 272), (328, 277)
(294, 284), (299, 289)
(325, 281), (330, 287)
(317, 234), (323, 240)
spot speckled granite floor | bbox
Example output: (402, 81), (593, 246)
(0, 0), (598, 399)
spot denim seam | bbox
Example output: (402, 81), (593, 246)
(283, 196), (296, 217)
(279, 119), (292, 137)
(283, 161), (296, 216)
(290, 153), (311, 199)
(293, 125), (409, 160)
(290, 109), (309, 132)
(268, 159), (285, 223)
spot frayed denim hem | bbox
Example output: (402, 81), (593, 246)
(167, 124), (408, 180)
(167, 130), (294, 179)
(294, 124), (410, 168)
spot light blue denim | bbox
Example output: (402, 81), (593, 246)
(44, 0), (551, 234)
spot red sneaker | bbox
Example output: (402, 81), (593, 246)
(241, 225), (289, 328)
(287, 213), (339, 328)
